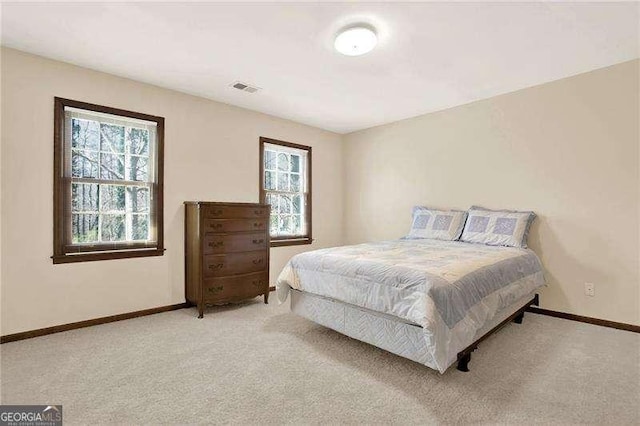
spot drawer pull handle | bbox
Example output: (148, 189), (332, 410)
(207, 285), (223, 293)
(253, 222), (262, 228)
(252, 239), (264, 244)
(210, 223), (223, 230)
(252, 259), (263, 265)
(254, 209), (264, 215)
(211, 209), (223, 216)
(251, 280), (263, 287)
(209, 263), (224, 269)
(208, 241), (224, 248)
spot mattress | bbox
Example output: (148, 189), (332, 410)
(276, 239), (545, 372)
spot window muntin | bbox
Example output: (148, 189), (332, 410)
(260, 138), (311, 246)
(53, 98), (164, 263)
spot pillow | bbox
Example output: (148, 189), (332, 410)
(407, 206), (468, 241)
(460, 206), (536, 248)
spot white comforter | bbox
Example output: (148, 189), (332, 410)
(276, 239), (545, 371)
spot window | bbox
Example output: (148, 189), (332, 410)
(259, 137), (312, 247)
(53, 98), (164, 263)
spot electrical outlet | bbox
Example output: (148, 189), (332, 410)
(584, 282), (595, 297)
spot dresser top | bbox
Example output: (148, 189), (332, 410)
(184, 201), (268, 207)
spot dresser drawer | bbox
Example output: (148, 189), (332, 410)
(203, 205), (269, 219)
(203, 233), (267, 254)
(203, 218), (267, 234)
(203, 272), (268, 302)
(203, 251), (267, 277)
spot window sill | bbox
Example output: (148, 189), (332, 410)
(270, 238), (313, 248)
(52, 248), (165, 264)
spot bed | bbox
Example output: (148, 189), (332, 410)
(276, 238), (545, 373)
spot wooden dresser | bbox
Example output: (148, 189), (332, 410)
(184, 202), (271, 318)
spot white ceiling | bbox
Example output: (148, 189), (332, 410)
(1, 2), (638, 134)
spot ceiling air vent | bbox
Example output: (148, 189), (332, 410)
(231, 81), (260, 94)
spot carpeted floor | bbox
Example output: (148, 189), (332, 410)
(1, 297), (638, 425)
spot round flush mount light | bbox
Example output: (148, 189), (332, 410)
(334, 26), (377, 56)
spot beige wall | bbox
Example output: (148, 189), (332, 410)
(344, 60), (640, 326)
(1, 47), (638, 335)
(0, 48), (344, 335)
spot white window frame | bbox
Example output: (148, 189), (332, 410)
(65, 108), (157, 246)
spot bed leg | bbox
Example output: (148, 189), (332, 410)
(264, 291), (269, 304)
(513, 311), (524, 324)
(457, 353), (471, 372)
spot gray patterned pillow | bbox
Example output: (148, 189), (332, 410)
(407, 206), (468, 241)
(460, 206), (536, 248)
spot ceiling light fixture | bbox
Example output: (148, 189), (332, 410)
(334, 26), (377, 56)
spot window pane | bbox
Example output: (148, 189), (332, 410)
(277, 172), (289, 191)
(127, 155), (148, 181)
(72, 183), (98, 212)
(127, 128), (149, 156)
(126, 187), (149, 213)
(290, 173), (301, 192)
(277, 153), (289, 171)
(101, 214), (126, 241)
(280, 195), (292, 214)
(292, 195), (302, 214)
(292, 215), (302, 234)
(265, 171), (276, 190)
(279, 215), (291, 233)
(72, 150), (99, 178)
(100, 123), (125, 153)
(100, 185), (125, 212)
(72, 214), (99, 243)
(290, 155), (300, 173)
(131, 214), (149, 240)
(72, 118), (100, 151)
(266, 193), (278, 213)
(100, 153), (125, 180)
(264, 150), (276, 171)
(261, 142), (310, 242)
